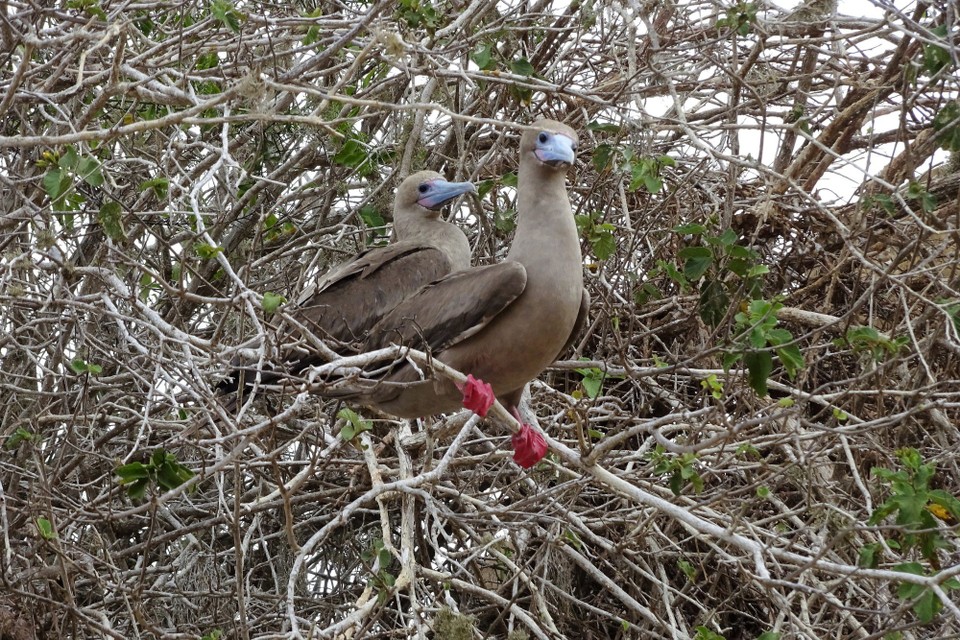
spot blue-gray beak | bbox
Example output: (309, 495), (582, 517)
(534, 132), (577, 167)
(417, 180), (476, 210)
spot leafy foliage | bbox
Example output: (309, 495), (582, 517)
(868, 448), (960, 567)
(115, 450), (196, 500)
(650, 446), (704, 496)
(893, 562), (960, 623)
(575, 210), (617, 261)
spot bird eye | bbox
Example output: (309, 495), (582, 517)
(538, 132), (549, 144)
(418, 184), (429, 193)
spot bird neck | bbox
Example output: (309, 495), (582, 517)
(509, 162), (579, 267)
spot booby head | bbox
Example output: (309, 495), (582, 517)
(396, 170), (476, 214)
(523, 119), (578, 168)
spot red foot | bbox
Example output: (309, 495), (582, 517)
(457, 374), (495, 417)
(511, 421), (548, 469)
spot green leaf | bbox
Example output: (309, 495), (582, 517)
(70, 358), (102, 375)
(98, 201), (125, 242)
(127, 478), (149, 500)
(679, 246), (713, 281)
(914, 587), (939, 623)
(858, 542), (881, 568)
(194, 243), (223, 260)
(66, 0), (106, 19)
(494, 208), (516, 234)
(591, 228), (617, 261)
(634, 281), (660, 306)
(43, 167), (72, 201)
(262, 292), (285, 315)
(677, 559), (697, 581)
(510, 57), (534, 77)
(727, 244), (759, 260)
(59, 147), (79, 170)
(640, 174), (660, 193)
(139, 177), (169, 200)
(151, 449), (167, 467)
(693, 625), (726, 640)
(906, 181), (937, 213)
(587, 121), (621, 134)
(474, 179), (494, 200)
(698, 278), (730, 327)
(765, 327), (792, 345)
(658, 259), (688, 289)
(300, 8), (324, 45)
(36, 517), (56, 540)
(581, 375), (602, 399)
(744, 350), (772, 396)
(359, 205), (386, 230)
(721, 351), (743, 371)
(669, 470), (683, 496)
(397, 0), (440, 29)
(757, 633), (781, 640)
(333, 138), (368, 169)
(922, 25), (951, 76)
(338, 407), (371, 441)
(210, 0), (244, 32)
(471, 44), (496, 70)
(196, 52), (220, 71)
(500, 172), (518, 188)
(6, 427), (38, 449)
(776, 344), (804, 378)
(736, 442), (760, 458)
(673, 222), (706, 235)
(156, 464), (185, 491)
(115, 461), (150, 482)
(76, 157), (103, 187)
(593, 144), (615, 172)
(932, 101), (960, 152)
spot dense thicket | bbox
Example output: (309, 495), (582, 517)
(2, 1), (959, 638)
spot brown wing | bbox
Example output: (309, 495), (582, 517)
(294, 242), (455, 345)
(302, 241), (426, 301)
(365, 261), (527, 355)
(219, 242), (454, 396)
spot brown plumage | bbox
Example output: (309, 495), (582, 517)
(340, 119), (589, 418)
(220, 170), (474, 395)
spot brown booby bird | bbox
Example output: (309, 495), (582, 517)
(338, 120), (588, 426)
(220, 170), (475, 395)
(292, 170), (474, 345)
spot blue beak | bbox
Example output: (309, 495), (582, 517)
(417, 180), (476, 210)
(535, 132), (577, 167)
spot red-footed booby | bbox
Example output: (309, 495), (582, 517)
(344, 120), (588, 429)
(292, 170), (474, 345)
(220, 171), (475, 395)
